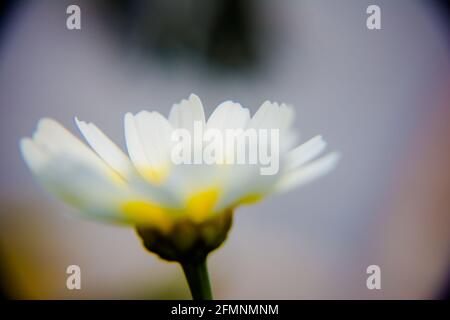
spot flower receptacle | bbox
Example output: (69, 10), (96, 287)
(135, 209), (233, 263)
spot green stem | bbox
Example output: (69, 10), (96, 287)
(181, 257), (213, 300)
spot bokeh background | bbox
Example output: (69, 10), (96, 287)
(0, 0), (449, 299)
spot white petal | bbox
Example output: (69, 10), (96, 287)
(169, 94), (206, 132)
(20, 138), (49, 174)
(134, 111), (173, 166)
(205, 101), (251, 164)
(215, 164), (275, 211)
(124, 112), (150, 170)
(285, 135), (327, 171)
(161, 163), (217, 196)
(31, 118), (114, 176)
(248, 101), (295, 131)
(207, 101), (250, 131)
(40, 155), (129, 222)
(75, 118), (134, 178)
(247, 101), (280, 129)
(278, 103), (295, 131)
(275, 152), (340, 193)
(21, 135), (129, 222)
(127, 173), (183, 208)
(22, 119), (176, 223)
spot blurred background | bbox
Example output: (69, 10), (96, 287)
(0, 0), (449, 299)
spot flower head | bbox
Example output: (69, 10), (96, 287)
(20, 94), (339, 261)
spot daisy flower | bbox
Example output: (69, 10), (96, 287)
(20, 94), (339, 299)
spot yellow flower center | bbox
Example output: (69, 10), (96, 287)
(121, 187), (221, 231)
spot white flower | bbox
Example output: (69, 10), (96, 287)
(20, 94), (339, 237)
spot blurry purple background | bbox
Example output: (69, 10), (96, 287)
(0, 0), (449, 299)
